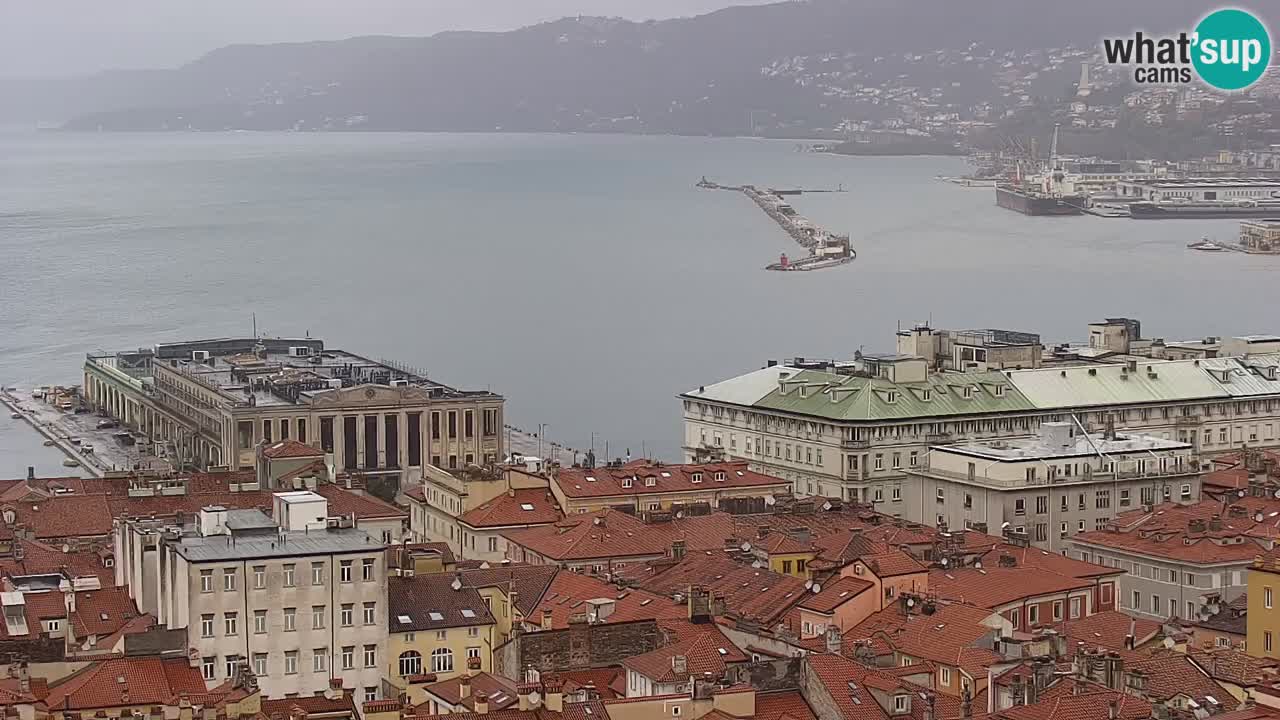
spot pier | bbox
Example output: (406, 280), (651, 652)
(697, 177), (855, 271)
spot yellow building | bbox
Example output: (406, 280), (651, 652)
(1248, 556), (1280, 658)
(543, 460), (792, 516)
(387, 574), (497, 689)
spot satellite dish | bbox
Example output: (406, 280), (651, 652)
(1239, 489), (1247, 498)
(1273, 489), (1280, 499)
(974, 560), (983, 569)
(740, 542), (751, 552)
(822, 501), (832, 511)
(906, 598), (916, 608)
(764, 495), (776, 506)
(811, 583), (823, 594)
(940, 558), (949, 566)
(804, 580), (814, 589)
(1257, 512), (1266, 523)
(1001, 521), (1011, 529)
(676, 511), (685, 519)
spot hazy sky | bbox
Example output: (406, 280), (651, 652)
(1, 1), (773, 78)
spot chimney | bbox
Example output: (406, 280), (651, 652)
(825, 625), (842, 654)
(17, 664), (29, 695)
(543, 678), (564, 713)
(473, 693), (488, 715)
(324, 677), (343, 701)
(1108, 699), (1119, 720)
(960, 687), (972, 719)
(1010, 674), (1025, 706)
(757, 525), (772, 539)
(671, 655), (688, 675)
(1125, 618), (1136, 650)
(923, 693), (936, 720)
(178, 698), (193, 720)
(459, 674), (471, 700)
(541, 609), (553, 631)
(672, 540), (686, 561)
(517, 682), (540, 712)
(26, 467), (34, 481)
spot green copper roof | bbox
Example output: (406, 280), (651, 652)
(751, 369), (1036, 421)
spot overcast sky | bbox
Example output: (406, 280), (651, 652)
(1, 1), (773, 78)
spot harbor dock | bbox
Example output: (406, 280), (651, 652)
(697, 177), (855, 271)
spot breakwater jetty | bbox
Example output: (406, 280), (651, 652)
(696, 178), (855, 271)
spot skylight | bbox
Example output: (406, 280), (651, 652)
(520, 503), (536, 511)
(461, 609), (476, 618)
(398, 614), (412, 624)
(428, 612), (444, 621)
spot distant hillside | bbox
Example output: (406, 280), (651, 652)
(1, 0), (1271, 137)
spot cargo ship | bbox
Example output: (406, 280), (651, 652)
(995, 185), (1085, 215)
(1129, 201), (1280, 219)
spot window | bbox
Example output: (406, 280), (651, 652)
(467, 647), (481, 660)
(312, 605), (326, 629)
(1267, 587), (1274, 610)
(362, 558), (375, 581)
(224, 654), (241, 679)
(892, 452), (901, 469)
(399, 650), (423, 677)
(1077, 519), (1085, 532)
(253, 653), (267, 677)
(363, 602), (376, 625)
(1014, 498), (1025, 515)
(1070, 597), (1082, 619)
(364, 645), (377, 668)
(936, 488), (945, 503)
(365, 688), (378, 704)
(892, 487), (901, 502)
(201, 657), (215, 681)
(1151, 594), (1161, 614)
(909, 451), (918, 468)
(621, 477), (632, 489)
(313, 649), (328, 673)
(1096, 489), (1110, 509)
(874, 455), (884, 471)
(200, 570), (213, 593)
(435, 630), (447, 641)
(254, 610), (267, 634)
(894, 695), (908, 713)
(252, 565), (266, 589)
(284, 651), (298, 675)
(283, 607), (296, 632)
(1181, 483), (1192, 500)
(1267, 631), (1274, 654)
(874, 487), (883, 503)
(223, 568), (237, 591)
(939, 667), (951, 686)
(340, 560), (353, 583)
(782, 560), (793, 574)
(1036, 495), (1048, 514)
(430, 647), (454, 673)
(1119, 489), (1130, 507)
(200, 614), (215, 638)
(341, 647), (355, 670)
(1029, 605), (1039, 625)
(1132, 590), (1141, 610)
(341, 604), (354, 627)
(224, 612), (238, 636)
(1052, 601), (1063, 621)
(311, 561), (325, 585)
(283, 564), (295, 587)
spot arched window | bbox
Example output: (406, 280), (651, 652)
(398, 650), (422, 677)
(430, 647), (453, 674)
(2, 509), (14, 524)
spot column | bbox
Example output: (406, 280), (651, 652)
(355, 415), (365, 470)
(333, 416), (345, 472)
(398, 411), (410, 471)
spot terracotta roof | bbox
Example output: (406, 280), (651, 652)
(43, 656), (207, 709)
(457, 565), (559, 617)
(621, 623), (748, 682)
(261, 692), (360, 718)
(748, 689), (816, 720)
(313, 483), (407, 520)
(628, 553), (808, 626)
(1049, 610), (1160, 656)
(459, 489), (561, 529)
(994, 685), (1151, 720)
(1130, 648), (1232, 704)
(557, 668), (623, 700)
(420, 672), (518, 711)
(1194, 595), (1248, 636)
(388, 575), (495, 631)
(806, 652), (967, 720)
(531, 570), (683, 629)
(844, 602), (1001, 673)
(1072, 498), (1280, 565)
(502, 509), (739, 563)
(979, 544), (1122, 580)
(928, 567), (1093, 610)
(69, 586), (142, 637)
(552, 461), (788, 499)
(1188, 646), (1280, 687)
(261, 439), (326, 459)
(797, 576), (874, 614)
(0, 539), (115, 587)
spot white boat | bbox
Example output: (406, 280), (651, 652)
(62, 458), (80, 468)
(1187, 237), (1226, 252)
(9, 412), (19, 419)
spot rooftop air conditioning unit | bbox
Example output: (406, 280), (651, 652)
(289, 346), (311, 357)
(191, 351), (211, 362)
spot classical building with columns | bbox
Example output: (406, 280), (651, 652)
(84, 337), (504, 483)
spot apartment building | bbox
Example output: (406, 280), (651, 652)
(405, 463), (551, 560)
(910, 422), (1199, 550)
(387, 573), (496, 689)
(84, 337), (503, 478)
(1067, 497), (1280, 623)
(683, 327), (1280, 505)
(115, 491), (388, 700)
(1249, 556), (1280, 660)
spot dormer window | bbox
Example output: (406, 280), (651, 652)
(714, 472), (726, 482)
(885, 391), (898, 404)
(893, 694), (909, 713)
(691, 473), (703, 484)
(994, 384), (1005, 397)
(921, 389), (932, 402)
(962, 386), (974, 400)
(622, 477), (633, 489)
(644, 476), (656, 487)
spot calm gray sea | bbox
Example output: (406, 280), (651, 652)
(2, 130), (1278, 473)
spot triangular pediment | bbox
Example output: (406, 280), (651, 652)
(308, 383), (431, 407)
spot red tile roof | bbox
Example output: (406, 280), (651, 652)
(459, 489), (561, 529)
(313, 483), (407, 520)
(420, 672), (518, 711)
(1129, 648), (1233, 705)
(530, 570), (683, 629)
(627, 553), (808, 626)
(928, 567), (1094, 610)
(261, 692), (360, 718)
(557, 668), (623, 700)
(797, 576), (874, 614)
(844, 602), (1001, 674)
(261, 439), (326, 459)
(457, 565), (559, 618)
(753, 690), (818, 720)
(806, 652), (967, 720)
(621, 623), (748, 682)
(979, 544), (1122, 580)
(994, 686), (1151, 720)
(1049, 610), (1160, 657)
(43, 656), (207, 709)
(1072, 498), (1280, 565)
(552, 461), (788, 499)
(69, 586), (142, 638)
(1187, 646), (1280, 687)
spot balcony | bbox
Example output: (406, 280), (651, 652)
(925, 433), (953, 443)
(841, 439), (871, 450)
(1175, 415), (1203, 426)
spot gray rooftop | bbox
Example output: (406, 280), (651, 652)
(940, 429), (1190, 462)
(224, 509), (277, 533)
(172, 526), (382, 562)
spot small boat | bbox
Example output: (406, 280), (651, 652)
(42, 439), (54, 446)
(1187, 237), (1226, 252)
(9, 412), (19, 419)
(62, 458), (80, 468)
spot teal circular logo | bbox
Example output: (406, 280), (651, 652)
(1192, 8), (1271, 91)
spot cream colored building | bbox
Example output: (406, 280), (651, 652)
(115, 491), (389, 700)
(84, 337), (503, 478)
(405, 463), (551, 561)
(683, 328), (1280, 505)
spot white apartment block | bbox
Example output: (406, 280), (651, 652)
(116, 491), (389, 700)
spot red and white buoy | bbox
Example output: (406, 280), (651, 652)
(779, 253), (789, 268)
